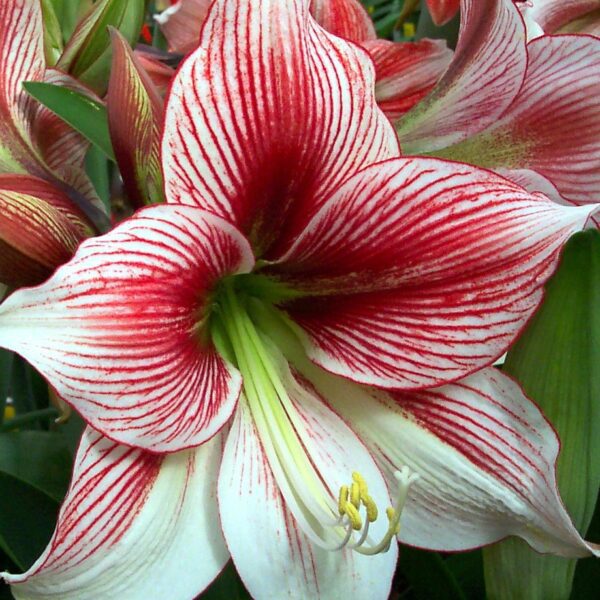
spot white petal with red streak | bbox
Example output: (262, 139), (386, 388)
(295, 355), (600, 557)
(162, 0), (398, 252)
(273, 158), (595, 389)
(0, 0), (45, 171)
(397, 0), (527, 153)
(364, 38), (453, 123)
(492, 34), (600, 206)
(0, 205), (254, 452)
(218, 394), (397, 600)
(520, 0), (600, 34)
(2, 427), (229, 600)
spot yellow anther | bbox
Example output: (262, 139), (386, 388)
(352, 472), (369, 497)
(338, 485), (349, 516)
(350, 481), (361, 508)
(363, 494), (378, 523)
(344, 502), (363, 531)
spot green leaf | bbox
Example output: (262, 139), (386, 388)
(85, 144), (111, 212)
(57, 0), (146, 94)
(0, 473), (59, 570)
(41, 0), (64, 66)
(398, 547), (467, 600)
(0, 431), (71, 502)
(483, 230), (600, 599)
(201, 562), (251, 600)
(23, 82), (115, 161)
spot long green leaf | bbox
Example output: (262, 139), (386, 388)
(0, 473), (59, 570)
(483, 230), (600, 599)
(398, 547), (467, 600)
(0, 432), (71, 502)
(23, 81), (115, 161)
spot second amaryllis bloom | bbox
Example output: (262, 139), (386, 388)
(0, 1), (598, 599)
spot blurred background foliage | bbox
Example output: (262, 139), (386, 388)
(0, 1), (597, 599)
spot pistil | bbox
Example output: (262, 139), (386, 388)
(214, 279), (418, 554)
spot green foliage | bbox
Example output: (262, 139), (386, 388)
(57, 0), (146, 94)
(23, 82), (115, 161)
(483, 230), (600, 599)
(0, 433), (72, 570)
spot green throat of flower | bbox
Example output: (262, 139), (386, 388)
(207, 276), (418, 555)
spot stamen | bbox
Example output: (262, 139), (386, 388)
(336, 466), (420, 555)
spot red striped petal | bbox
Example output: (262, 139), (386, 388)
(272, 158), (594, 389)
(0, 187), (82, 287)
(162, 0), (398, 255)
(363, 38), (453, 123)
(0, 174), (92, 235)
(307, 363), (600, 556)
(426, 0), (460, 26)
(0, 205), (255, 452)
(3, 428), (228, 599)
(493, 35), (600, 206)
(310, 0), (376, 42)
(0, 0), (46, 173)
(397, 0), (527, 154)
(520, 0), (600, 33)
(108, 29), (164, 207)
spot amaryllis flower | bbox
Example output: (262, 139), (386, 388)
(397, 0), (600, 210)
(518, 0), (600, 37)
(0, 1), (597, 598)
(0, 0), (104, 217)
(154, 0), (453, 122)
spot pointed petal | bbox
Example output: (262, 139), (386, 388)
(0, 0), (46, 173)
(108, 29), (164, 207)
(0, 205), (254, 452)
(0, 174), (92, 235)
(218, 395), (397, 600)
(302, 359), (600, 557)
(273, 158), (595, 389)
(488, 35), (600, 206)
(397, 0), (527, 154)
(363, 38), (453, 123)
(2, 427), (229, 599)
(155, 0), (212, 54)
(310, 0), (376, 42)
(425, 0), (460, 26)
(162, 0), (398, 255)
(0, 188), (81, 287)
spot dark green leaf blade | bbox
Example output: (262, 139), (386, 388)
(483, 230), (600, 598)
(23, 82), (115, 161)
(0, 431), (72, 502)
